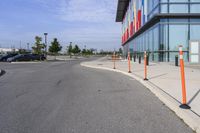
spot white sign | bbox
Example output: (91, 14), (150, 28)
(191, 42), (199, 54)
(191, 55), (199, 63)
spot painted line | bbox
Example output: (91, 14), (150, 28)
(80, 62), (200, 133)
(11, 62), (42, 64)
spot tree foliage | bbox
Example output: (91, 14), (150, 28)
(49, 38), (62, 55)
(118, 48), (123, 54)
(82, 49), (93, 55)
(67, 42), (73, 55)
(32, 36), (45, 54)
(72, 45), (81, 54)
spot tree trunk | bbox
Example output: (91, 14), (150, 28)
(54, 54), (56, 60)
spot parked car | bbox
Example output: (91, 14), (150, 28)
(30, 54), (46, 61)
(7, 54), (34, 62)
(0, 53), (18, 62)
(7, 54), (46, 62)
(0, 54), (3, 58)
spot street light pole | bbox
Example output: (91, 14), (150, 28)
(44, 33), (48, 56)
(27, 43), (30, 51)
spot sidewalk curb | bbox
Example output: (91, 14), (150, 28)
(81, 62), (200, 133)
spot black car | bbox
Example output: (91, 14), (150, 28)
(7, 54), (34, 62)
(0, 53), (18, 62)
(30, 54), (46, 61)
(7, 54), (46, 62)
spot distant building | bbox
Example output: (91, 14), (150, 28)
(116, 0), (200, 63)
(0, 48), (19, 54)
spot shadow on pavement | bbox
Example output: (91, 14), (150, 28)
(0, 70), (6, 77)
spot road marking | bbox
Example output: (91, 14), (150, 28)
(11, 62), (42, 64)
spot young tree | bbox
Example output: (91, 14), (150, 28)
(49, 38), (62, 60)
(119, 48), (123, 54)
(67, 42), (73, 58)
(82, 49), (87, 55)
(18, 49), (27, 54)
(32, 36), (45, 55)
(72, 45), (81, 55)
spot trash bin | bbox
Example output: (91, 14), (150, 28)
(175, 55), (179, 66)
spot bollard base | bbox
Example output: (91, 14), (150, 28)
(144, 78), (148, 81)
(113, 67), (116, 69)
(128, 71), (132, 73)
(179, 104), (191, 109)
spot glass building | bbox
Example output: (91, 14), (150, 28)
(116, 0), (200, 62)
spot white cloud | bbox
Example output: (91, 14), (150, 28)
(0, 0), (122, 50)
(58, 0), (117, 22)
(53, 0), (122, 50)
(35, 0), (118, 23)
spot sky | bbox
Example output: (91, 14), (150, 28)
(0, 0), (122, 51)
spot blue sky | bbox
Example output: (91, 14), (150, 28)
(0, 0), (121, 51)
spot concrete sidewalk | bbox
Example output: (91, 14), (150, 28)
(81, 56), (200, 133)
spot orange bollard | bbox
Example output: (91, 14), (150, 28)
(179, 45), (190, 109)
(128, 52), (132, 73)
(113, 52), (116, 69)
(144, 51), (148, 81)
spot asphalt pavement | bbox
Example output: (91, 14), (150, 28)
(0, 58), (193, 133)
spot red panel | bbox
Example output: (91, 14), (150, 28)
(130, 22), (133, 36)
(138, 10), (141, 29)
(124, 32), (125, 42)
(133, 21), (135, 34)
(127, 29), (129, 39)
(124, 32), (126, 42)
(123, 33), (125, 43)
(126, 30), (127, 40)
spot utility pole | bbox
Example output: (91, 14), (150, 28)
(20, 41), (22, 49)
(27, 43), (30, 51)
(44, 33), (48, 56)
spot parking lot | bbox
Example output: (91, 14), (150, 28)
(0, 58), (194, 133)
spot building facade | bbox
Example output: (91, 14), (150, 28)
(116, 0), (200, 62)
(0, 48), (19, 54)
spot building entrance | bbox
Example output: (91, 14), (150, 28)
(190, 41), (200, 63)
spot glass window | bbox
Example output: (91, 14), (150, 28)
(153, 26), (159, 51)
(153, 0), (159, 8)
(149, 29), (153, 51)
(169, 24), (188, 51)
(141, 36), (144, 52)
(169, 19), (188, 23)
(169, 52), (179, 62)
(161, 0), (168, 3)
(160, 24), (168, 51)
(190, 4), (200, 13)
(190, 19), (200, 23)
(169, 4), (188, 13)
(145, 32), (148, 51)
(190, 25), (200, 40)
(153, 53), (159, 62)
(161, 4), (168, 13)
(169, 0), (188, 2)
(190, 0), (200, 2)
